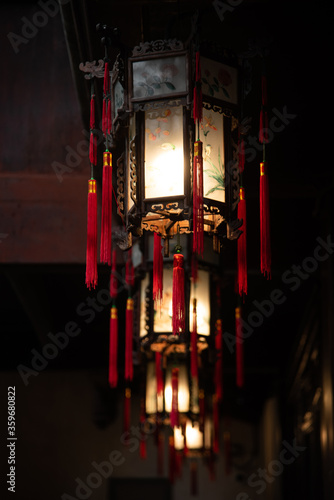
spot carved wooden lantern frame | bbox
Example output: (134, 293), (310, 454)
(112, 39), (241, 252)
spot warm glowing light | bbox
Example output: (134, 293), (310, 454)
(174, 426), (185, 450)
(145, 361), (157, 414)
(144, 105), (184, 199)
(164, 364), (189, 413)
(145, 148), (184, 198)
(190, 270), (210, 335)
(186, 420), (203, 449)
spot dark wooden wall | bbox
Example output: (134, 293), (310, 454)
(0, 3), (89, 263)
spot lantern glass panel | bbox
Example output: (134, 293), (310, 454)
(139, 273), (150, 338)
(201, 57), (238, 105)
(174, 426), (185, 450)
(144, 105), (184, 199)
(186, 420), (203, 450)
(113, 80), (124, 121)
(189, 270), (210, 336)
(132, 55), (187, 99)
(200, 108), (225, 203)
(145, 360), (164, 414)
(204, 414), (213, 450)
(145, 361), (157, 414)
(154, 267), (173, 334)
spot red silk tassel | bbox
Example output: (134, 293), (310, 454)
(107, 99), (112, 135)
(237, 187), (247, 297)
(172, 253), (185, 335)
(170, 367), (179, 428)
(213, 394), (219, 454)
(89, 95), (97, 167)
(100, 152), (112, 265)
(260, 161), (271, 278)
(215, 319), (223, 402)
(235, 306), (244, 388)
(155, 352), (164, 408)
(104, 61), (110, 94)
(193, 51), (203, 123)
(191, 299), (198, 379)
(124, 387), (131, 434)
(102, 98), (107, 137)
(190, 461), (198, 496)
(153, 232), (163, 304)
(110, 249), (117, 298)
(193, 141), (204, 258)
(108, 306), (118, 388)
(125, 298), (134, 381)
(85, 179), (98, 289)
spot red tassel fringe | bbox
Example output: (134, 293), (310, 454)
(153, 232), (163, 304)
(100, 152), (113, 265)
(85, 179), (98, 289)
(107, 99), (112, 135)
(170, 367), (179, 427)
(108, 306), (118, 388)
(235, 306), (244, 388)
(260, 162), (271, 278)
(102, 98), (107, 137)
(237, 187), (247, 297)
(193, 141), (204, 258)
(125, 298), (134, 381)
(191, 299), (198, 379)
(215, 319), (223, 402)
(172, 253), (185, 335)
